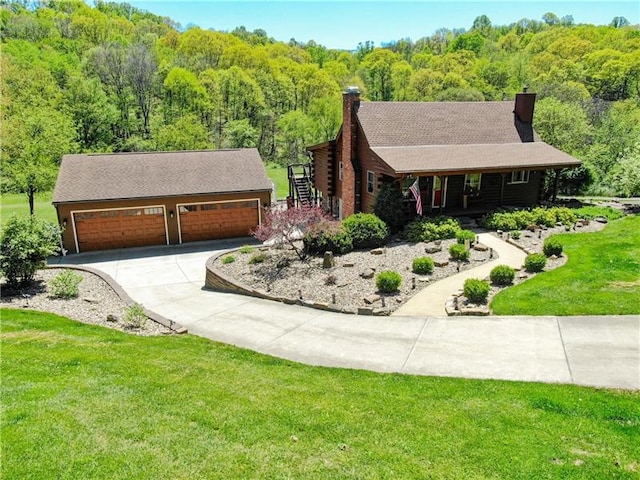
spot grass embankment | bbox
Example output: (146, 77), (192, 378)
(2, 309), (639, 479)
(492, 215), (640, 315)
(266, 163), (289, 200)
(0, 192), (57, 225)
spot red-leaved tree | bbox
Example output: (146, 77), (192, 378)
(252, 206), (330, 259)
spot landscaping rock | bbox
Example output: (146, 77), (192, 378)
(83, 297), (100, 304)
(425, 245), (442, 254)
(473, 243), (488, 251)
(342, 262), (355, 267)
(418, 276), (430, 283)
(370, 248), (385, 255)
(357, 307), (374, 315)
(322, 251), (335, 269)
(364, 294), (380, 304)
(372, 308), (391, 316)
(360, 268), (375, 279)
(594, 216), (608, 224)
(434, 260), (449, 267)
(106, 314), (119, 322)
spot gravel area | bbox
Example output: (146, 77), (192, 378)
(215, 238), (493, 314)
(1, 268), (173, 336)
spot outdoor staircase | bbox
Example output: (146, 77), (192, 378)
(287, 163), (317, 208)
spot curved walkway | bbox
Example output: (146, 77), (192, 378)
(393, 233), (527, 316)
(49, 238), (640, 390)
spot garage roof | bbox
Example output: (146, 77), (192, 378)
(53, 149), (273, 203)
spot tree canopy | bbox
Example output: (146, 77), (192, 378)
(1, 2), (639, 197)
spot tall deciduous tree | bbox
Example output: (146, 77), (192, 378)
(2, 107), (77, 214)
(126, 42), (157, 136)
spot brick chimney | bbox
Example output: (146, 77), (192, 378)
(514, 87), (536, 123)
(340, 87), (360, 218)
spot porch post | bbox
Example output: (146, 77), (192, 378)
(499, 173), (507, 206)
(552, 169), (561, 203)
(440, 175), (447, 214)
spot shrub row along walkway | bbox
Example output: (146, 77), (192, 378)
(393, 233), (527, 316)
(49, 237), (639, 390)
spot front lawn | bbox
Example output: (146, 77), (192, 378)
(0, 191), (57, 225)
(492, 215), (640, 315)
(3, 309), (639, 479)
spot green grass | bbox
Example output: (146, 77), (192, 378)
(574, 205), (626, 221)
(492, 215), (640, 315)
(266, 163), (289, 200)
(3, 308), (639, 479)
(0, 191), (57, 225)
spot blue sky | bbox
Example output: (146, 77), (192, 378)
(125, 1), (640, 49)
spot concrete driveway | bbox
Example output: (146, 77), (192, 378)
(51, 239), (640, 390)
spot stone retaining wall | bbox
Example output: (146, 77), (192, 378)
(205, 250), (361, 315)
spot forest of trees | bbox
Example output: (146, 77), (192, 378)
(1, 0), (639, 201)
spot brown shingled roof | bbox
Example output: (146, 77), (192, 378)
(371, 143), (581, 174)
(53, 149), (272, 204)
(356, 101), (540, 147)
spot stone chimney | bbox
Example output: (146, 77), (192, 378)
(340, 87), (360, 218)
(514, 87), (536, 123)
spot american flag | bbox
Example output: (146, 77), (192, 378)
(409, 177), (422, 216)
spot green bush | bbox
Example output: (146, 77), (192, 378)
(238, 245), (254, 254)
(449, 243), (470, 261)
(1, 216), (60, 287)
(248, 253), (266, 264)
(553, 207), (577, 226)
(222, 255), (235, 264)
(375, 270), (402, 293)
(483, 211), (518, 231)
(490, 265), (515, 286)
(124, 303), (148, 329)
(532, 207), (556, 227)
(456, 229), (476, 245)
(403, 216), (461, 243)
(510, 230), (521, 240)
(373, 182), (407, 233)
(463, 278), (490, 304)
(543, 238), (563, 257)
(412, 256), (434, 275)
(524, 253), (547, 272)
(48, 269), (83, 299)
(342, 213), (388, 249)
(303, 220), (353, 255)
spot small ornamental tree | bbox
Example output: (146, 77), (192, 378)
(252, 206), (330, 260)
(1, 216), (60, 287)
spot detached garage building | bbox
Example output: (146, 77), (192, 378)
(53, 149), (273, 253)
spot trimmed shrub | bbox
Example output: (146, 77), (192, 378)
(49, 269), (83, 299)
(543, 238), (563, 257)
(248, 253), (266, 264)
(532, 207), (556, 227)
(1, 216), (60, 287)
(510, 230), (521, 240)
(124, 303), (147, 329)
(239, 245), (254, 254)
(456, 229), (476, 245)
(412, 256), (434, 275)
(222, 255), (235, 264)
(553, 207), (577, 226)
(463, 278), (490, 304)
(403, 216), (461, 243)
(490, 265), (515, 286)
(303, 220), (353, 255)
(376, 270), (402, 293)
(524, 253), (547, 272)
(449, 243), (470, 261)
(342, 213), (388, 249)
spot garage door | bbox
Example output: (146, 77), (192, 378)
(74, 207), (167, 252)
(179, 200), (259, 243)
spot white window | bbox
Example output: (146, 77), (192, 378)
(510, 170), (530, 184)
(367, 171), (375, 193)
(464, 173), (482, 195)
(339, 161), (343, 181)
